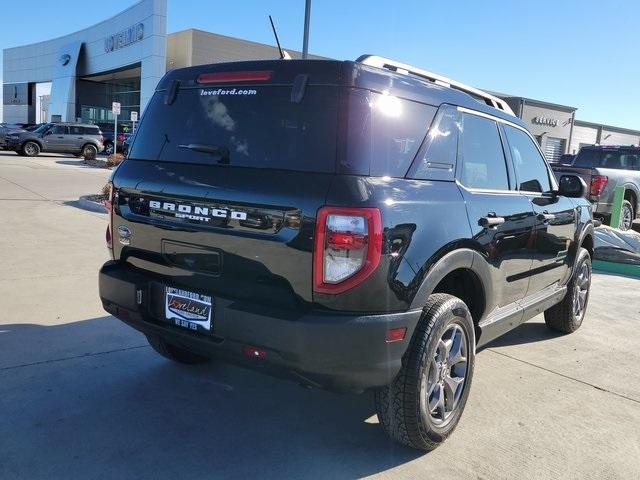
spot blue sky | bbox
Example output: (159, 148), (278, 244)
(1, 0), (639, 128)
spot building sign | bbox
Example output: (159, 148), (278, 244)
(104, 23), (144, 53)
(532, 116), (559, 127)
(2, 83), (29, 106)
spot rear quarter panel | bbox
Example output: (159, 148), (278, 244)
(320, 176), (472, 313)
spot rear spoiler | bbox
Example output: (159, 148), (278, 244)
(356, 55), (516, 117)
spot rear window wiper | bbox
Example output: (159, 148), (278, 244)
(178, 143), (230, 164)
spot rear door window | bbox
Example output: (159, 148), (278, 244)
(502, 124), (552, 193)
(130, 85), (339, 173)
(458, 113), (509, 190)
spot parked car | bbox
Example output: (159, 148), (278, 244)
(122, 132), (135, 157)
(5, 122), (104, 158)
(551, 145), (640, 230)
(97, 123), (132, 155)
(0, 123), (36, 149)
(99, 56), (594, 451)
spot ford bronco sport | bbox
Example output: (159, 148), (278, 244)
(99, 56), (594, 451)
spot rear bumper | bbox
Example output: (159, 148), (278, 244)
(99, 261), (421, 393)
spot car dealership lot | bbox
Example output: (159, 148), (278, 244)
(0, 150), (639, 479)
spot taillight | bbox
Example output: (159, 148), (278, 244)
(104, 182), (114, 252)
(590, 175), (608, 197)
(313, 207), (382, 294)
(197, 71), (272, 84)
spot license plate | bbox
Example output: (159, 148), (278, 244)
(164, 287), (213, 332)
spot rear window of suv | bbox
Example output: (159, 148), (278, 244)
(130, 85), (339, 173)
(130, 84), (436, 176)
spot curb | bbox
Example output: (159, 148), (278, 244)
(77, 195), (108, 214)
(593, 260), (640, 279)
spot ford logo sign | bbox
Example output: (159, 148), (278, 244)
(60, 54), (71, 66)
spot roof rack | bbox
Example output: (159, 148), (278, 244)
(356, 55), (516, 117)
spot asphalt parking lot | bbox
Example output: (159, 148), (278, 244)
(0, 150), (639, 480)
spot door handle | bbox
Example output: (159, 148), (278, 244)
(479, 214), (505, 228)
(537, 212), (556, 222)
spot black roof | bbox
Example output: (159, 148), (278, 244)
(158, 59), (527, 130)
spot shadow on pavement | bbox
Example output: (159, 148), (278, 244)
(483, 321), (561, 349)
(0, 317), (422, 479)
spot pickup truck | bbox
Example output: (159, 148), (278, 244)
(551, 145), (640, 230)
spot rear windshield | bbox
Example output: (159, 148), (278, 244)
(130, 83), (436, 176)
(129, 85), (339, 173)
(574, 149), (640, 169)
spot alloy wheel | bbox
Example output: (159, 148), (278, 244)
(573, 261), (590, 319)
(620, 205), (633, 231)
(24, 143), (37, 156)
(423, 323), (468, 426)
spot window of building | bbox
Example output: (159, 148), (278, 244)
(458, 113), (509, 190)
(503, 125), (552, 193)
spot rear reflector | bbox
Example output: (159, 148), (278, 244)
(385, 327), (407, 343)
(242, 345), (266, 360)
(197, 71), (272, 84)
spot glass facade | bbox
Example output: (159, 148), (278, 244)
(76, 66), (140, 128)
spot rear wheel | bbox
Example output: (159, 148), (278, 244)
(22, 141), (40, 157)
(374, 293), (475, 451)
(104, 142), (114, 155)
(82, 144), (98, 160)
(619, 200), (634, 231)
(146, 335), (211, 365)
(544, 247), (591, 333)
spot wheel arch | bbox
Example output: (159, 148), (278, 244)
(623, 186), (638, 213)
(22, 138), (43, 150)
(409, 248), (493, 328)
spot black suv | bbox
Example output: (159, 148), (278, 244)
(99, 57), (594, 450)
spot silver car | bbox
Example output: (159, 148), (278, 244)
(5, 122), (104, 158)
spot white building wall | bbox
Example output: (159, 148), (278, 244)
(2, 0), (166, 123)
(570, 124), (598, 153)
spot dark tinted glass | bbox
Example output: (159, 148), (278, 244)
(129, 85), (338, 173)
(50, 125), (66, 135)
(409, 105), (459, 181)
(82, 126), (100, 135)
(600, 151), (640, 169)
(459, 113), (509, 190)
(342, 90), (436, 177)
(69, 126), (83, 135)
(503, 124), (551, 192)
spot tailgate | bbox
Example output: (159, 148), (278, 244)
(112, 160), (332, 309)
(552, 165), (593, 195)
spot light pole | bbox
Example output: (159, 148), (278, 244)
(302, 0), (311, 59)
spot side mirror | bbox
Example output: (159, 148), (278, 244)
(558, 174), (586, 198)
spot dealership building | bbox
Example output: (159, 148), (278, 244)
(3, 0), (639, 160)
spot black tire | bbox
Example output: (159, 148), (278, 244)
(22, 141), (40, 157)
(82, 144), (98, 160)
(544, 247), (591, 334)
(619, 200), (634, 231)
(104, 142), (114, 155)
(374, 293), (476, 451)
(146, 334), (211, 365)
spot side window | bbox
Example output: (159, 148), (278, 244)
(83, 127), (99, 135)
(459, 113), (509, 190)
(503, 124), (552, 193)
(69, 126), (83, 135)
(50, 125), (67, 135)
(409, 105), (460, 181)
